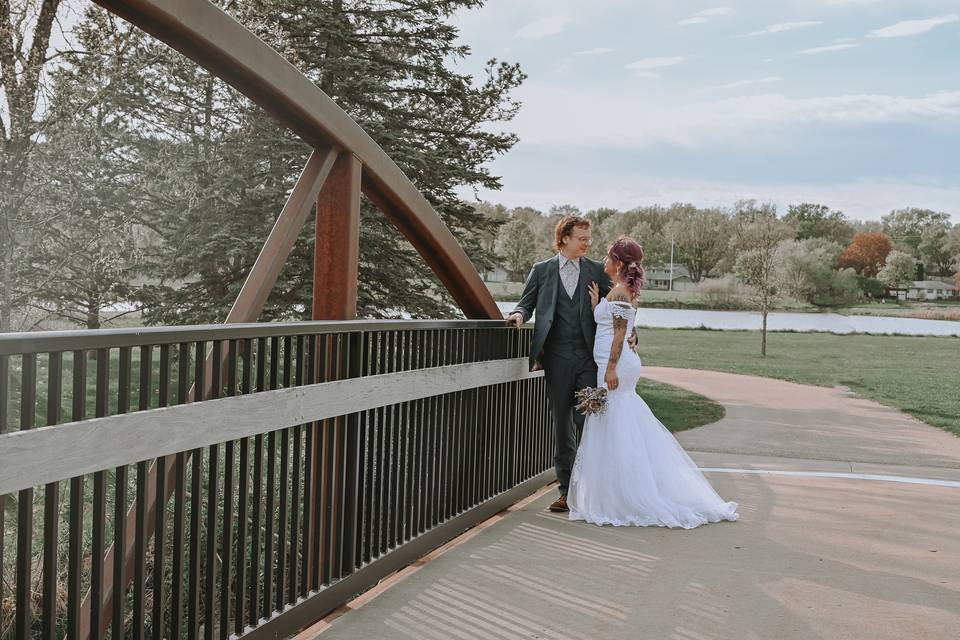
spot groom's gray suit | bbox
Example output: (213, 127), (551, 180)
(512, 254), (612, 496)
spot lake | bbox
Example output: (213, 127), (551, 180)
(495, 302), (960, 337)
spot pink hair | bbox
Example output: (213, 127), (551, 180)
(607, 236), (646, 296)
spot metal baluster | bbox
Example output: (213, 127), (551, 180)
(41, 352), (62, 639)
(90, 348), (109, 640)
(132, 346), (151, 640)
(188, 341), (205, 640)
(67, 350), (86, 637)
(153, 344), (170, 640)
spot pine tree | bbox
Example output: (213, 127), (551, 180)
(26, 8), (146, 328)
(135, 0), (524, 322)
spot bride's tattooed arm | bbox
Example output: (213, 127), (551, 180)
(605, 290), (631, 390)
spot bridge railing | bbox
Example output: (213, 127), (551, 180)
(0, 320), (553, 639)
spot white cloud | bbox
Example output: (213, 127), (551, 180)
(626, 57), (685, 74)
(514, 15), (573, 39)
(868, 14), (959, 38)
(679, 7), (732, 25)
(574, 47), (614, 56)
(509, 86), (960, 150)
(741, 21), (822, 37)
(800, 43), (861, 54)
(691, 7), (733, 17)
(713, 76), (782, 90)
(762, 58), (775, 63)
(833, 37), (857, 43)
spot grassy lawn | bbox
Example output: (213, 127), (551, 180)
(636, 328), (960, 437)
(636, 377), (725, 433)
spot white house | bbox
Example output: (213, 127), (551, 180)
(644, 265), (696, 292)
(902, 280), (957, 301)
(482, 266), (509, 283)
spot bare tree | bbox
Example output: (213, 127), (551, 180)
(0, 0), (63, 330)
(731, 204), (792, 356)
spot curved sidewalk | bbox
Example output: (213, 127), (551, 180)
(302, 368), (960, 640)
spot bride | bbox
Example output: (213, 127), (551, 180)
(567, 236), (739, 529)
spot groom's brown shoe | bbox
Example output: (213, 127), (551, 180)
(548, 495), (568, 512)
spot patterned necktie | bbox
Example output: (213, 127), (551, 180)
(561, 259), (579, 298)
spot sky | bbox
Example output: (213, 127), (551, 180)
(450, 0), (960, 222)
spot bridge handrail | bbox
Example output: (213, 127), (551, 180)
(0, 319), (509, 356)
(0, 322), (553, 639)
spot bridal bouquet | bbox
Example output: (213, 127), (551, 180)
(575, 386), (608, 416)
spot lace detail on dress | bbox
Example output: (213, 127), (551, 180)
(608, 301), (634, 320)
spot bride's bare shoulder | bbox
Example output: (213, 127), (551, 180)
(607, 284), (637, 307)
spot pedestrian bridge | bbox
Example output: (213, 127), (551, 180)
(0, 321), (554, 638)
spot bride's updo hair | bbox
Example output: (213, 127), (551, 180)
(607, 236), (646, 296)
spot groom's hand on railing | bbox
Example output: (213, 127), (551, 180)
(505, 312), (525, 327)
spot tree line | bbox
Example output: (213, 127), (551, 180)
(481, 200), (960, 300)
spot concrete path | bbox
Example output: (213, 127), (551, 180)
(302, 368), (960, 640)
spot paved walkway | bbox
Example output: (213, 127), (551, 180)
(302, 368), (960, 640)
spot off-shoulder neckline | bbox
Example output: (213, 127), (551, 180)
(601, 298), (638, 309)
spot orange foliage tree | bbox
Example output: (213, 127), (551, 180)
(836, 232), (893, 277)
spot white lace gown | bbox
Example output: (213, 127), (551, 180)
(567, 299), (739, 529)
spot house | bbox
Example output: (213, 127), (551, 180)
(643, 265), (696, 291)
(901, 280), (957, 301)
(482, 266), (509, 283)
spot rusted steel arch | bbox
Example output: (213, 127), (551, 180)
(93, 0), (500, 319)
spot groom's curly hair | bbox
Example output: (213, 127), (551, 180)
(554, 215), (591, 251)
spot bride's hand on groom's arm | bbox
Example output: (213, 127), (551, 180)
(588, 282), (600, 309)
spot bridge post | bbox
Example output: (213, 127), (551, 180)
(310, 152), (361, 589)
(313, 152), (362, 320)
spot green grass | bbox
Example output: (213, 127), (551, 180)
(635, 377), (726, 433)
(636, 329), (960, 437)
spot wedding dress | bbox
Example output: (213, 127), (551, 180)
(567, 298), (739, 528)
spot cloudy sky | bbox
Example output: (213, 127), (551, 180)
(451, 0), (960, 222)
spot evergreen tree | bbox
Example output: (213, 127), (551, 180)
(26, 8), (146, 328)
(226, 0), (525, 319)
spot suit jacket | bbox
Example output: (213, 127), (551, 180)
(512, 255), (613, 370)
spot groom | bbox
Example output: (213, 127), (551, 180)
(505, 215), (613, 512)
